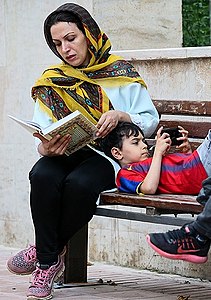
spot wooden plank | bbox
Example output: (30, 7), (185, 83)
(100, 192), (203, 214)
(153, 100), (211, 116)
(159, 120), (210, 138)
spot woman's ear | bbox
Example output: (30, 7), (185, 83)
(111, 147), (123, 161)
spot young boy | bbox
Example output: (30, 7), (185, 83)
(100, 121), (211, 264)
(100, 121), (209, 196)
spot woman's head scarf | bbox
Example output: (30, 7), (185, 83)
(32, 3), (147, 124)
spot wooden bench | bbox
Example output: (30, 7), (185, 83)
(63, 99), (211, 285)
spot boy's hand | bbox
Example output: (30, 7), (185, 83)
(154, 127), (171, 156)
(176, 125), (192, 153)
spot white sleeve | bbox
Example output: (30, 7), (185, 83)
(103, 83), (159, 137)
(32, 101), (53, 151)
(32, 100), (53, 128)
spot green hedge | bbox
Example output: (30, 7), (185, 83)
(182, 0), (210, 46)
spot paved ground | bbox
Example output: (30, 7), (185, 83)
(1, 245), (211, 300)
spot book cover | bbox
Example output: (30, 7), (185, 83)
(9, 110), (98, 155)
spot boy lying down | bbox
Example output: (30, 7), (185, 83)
(100, 121), (209, 195)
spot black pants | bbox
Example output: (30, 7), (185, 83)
(29, 147), (115, 264)
(193, 177), (211, 238)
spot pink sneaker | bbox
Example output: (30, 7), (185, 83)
(7, 245), (66, 276)
(7, 245), (37, 275)
(27, 257), (65, 300)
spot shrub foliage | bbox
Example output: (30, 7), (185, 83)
(182, 0), (210, 46)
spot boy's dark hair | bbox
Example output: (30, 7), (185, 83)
(99, 122), (145, 162)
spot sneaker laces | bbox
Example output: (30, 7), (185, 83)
(165, 226), (191, 244)
(165, 225), (208, 247)
(31, 268), (50, 287)
(24, 246), (36, 262)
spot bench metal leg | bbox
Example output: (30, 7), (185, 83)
(64, 224), (88, 284)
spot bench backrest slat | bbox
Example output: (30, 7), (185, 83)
(152, 100), (210, 139)
(153, 100), (211, 116)
(159, 120), (210, 138)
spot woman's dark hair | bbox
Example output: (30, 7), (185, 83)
(99, 122), (145, 162)
(43, 3), (101, 62)
(45, 11), (85, 36)
(44, 11), (85, 61)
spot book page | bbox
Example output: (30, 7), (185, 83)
(8, 115), (42, 134)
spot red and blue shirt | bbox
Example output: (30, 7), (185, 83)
(116, 151), (207, 195)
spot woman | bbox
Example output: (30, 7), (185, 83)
(7, 3), (159, 300)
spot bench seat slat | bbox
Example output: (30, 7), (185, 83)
(100, 192), (203, 214)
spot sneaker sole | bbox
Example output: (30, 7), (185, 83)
(146, 235), (208, 264)
(7, 265), (36, 276)
(27, 294), (53, 300)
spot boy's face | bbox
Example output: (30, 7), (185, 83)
(112, 131), (149, 166)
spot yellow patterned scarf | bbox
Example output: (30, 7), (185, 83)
(32, 3), (146, 124)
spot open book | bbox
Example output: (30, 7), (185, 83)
(9, 110), (98, 155)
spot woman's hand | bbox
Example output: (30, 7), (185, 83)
(33, 132), (72, 156)
(176, 125), (192, 153)
(96, 110), (131, 138)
